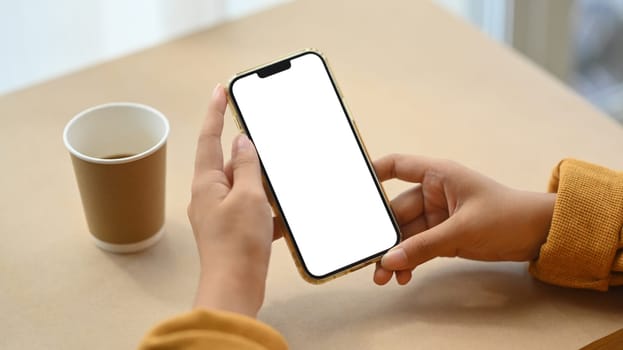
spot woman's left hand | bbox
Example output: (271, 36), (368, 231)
(188, 84), (282, 318)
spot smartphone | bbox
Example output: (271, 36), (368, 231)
(227, 50), (400, 283)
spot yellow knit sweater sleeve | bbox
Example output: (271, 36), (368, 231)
(529, 159), (623, 291)
(138, 309), (288, 350)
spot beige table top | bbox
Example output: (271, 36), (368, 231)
(2, 0), (623, 349)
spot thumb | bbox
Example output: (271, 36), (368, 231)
(381, 218), (458, 271)
(231, 134), (263, 190)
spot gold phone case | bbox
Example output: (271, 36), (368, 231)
(226, 49), (400, 284)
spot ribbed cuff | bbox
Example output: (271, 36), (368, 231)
(529, 159), (623, 291)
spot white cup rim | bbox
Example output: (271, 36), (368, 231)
(63, 102), (170, 165)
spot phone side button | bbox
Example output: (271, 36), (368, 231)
(233, 117), (242, 131)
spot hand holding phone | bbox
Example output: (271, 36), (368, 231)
(373, 154), (556, 286)
(188, 85), (275, 317)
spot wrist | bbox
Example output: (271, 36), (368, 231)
(194, 256), (268, 318)
(522, 191), (556, 259)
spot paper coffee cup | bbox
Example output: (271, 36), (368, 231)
(63, 103), (169, 253)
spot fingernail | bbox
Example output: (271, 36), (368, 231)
(381, 247), (407, 269)
(212, 83), (221, 98)
(236, 134), (251, 152)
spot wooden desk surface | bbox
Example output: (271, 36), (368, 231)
(1, 1), (622, 349)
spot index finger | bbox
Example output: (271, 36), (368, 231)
(194, 84), (227, 174)
(373, 154), (438, 183)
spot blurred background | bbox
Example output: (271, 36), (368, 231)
(437, 0), (623, 124)
(2, 0), (623, 124)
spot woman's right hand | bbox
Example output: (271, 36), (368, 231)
(373, 154), (556, 286)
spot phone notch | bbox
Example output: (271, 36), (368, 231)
(257, 59), (292, 78)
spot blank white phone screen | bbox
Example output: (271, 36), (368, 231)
(230, 52), (399, 278)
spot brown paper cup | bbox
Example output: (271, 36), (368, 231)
(63, 103), (169, 253)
